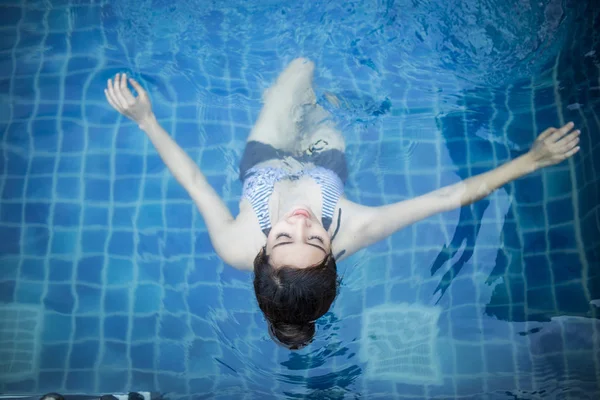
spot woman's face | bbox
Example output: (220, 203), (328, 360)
(265, 207), (331, 268)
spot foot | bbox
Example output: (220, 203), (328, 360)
(265, 58), (316, 108)
(249, 58), (319, 152)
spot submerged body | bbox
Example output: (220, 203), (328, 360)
(104, 57), (581, 348)
(232, 58), (352, 269)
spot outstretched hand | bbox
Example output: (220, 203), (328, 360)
(527, 122), (581, 170)
(104, 73), (154, 128)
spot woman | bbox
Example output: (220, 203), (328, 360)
(104, 58), (580, 349)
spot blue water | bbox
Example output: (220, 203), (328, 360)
(1, 0), (599, 398)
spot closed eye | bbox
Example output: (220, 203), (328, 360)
(309, 235), (324, 243)
(272, 233), (327, 253)
(276, 233), (324, 244)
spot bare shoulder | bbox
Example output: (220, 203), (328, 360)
(223, 201), (265, 271)
(330, 197), (376, 261)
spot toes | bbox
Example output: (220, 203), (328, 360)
(278, 58), (315, 85)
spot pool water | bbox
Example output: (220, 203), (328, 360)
(1, 0), (599, 398)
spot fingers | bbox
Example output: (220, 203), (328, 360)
(548, 121), (575, 142)
(105, 78), (123, 112)
(119, 73), (137, 105)
(106, 76), (124, 109)
(559, 129), (580, 150)
(128, 77), (147, 98)
(113, 73), (132, 108)
(537, 127), (556, 141)
(104, 86), (122, 111)
(104, 72), (145, 113)
(562, 146), (580, 160)
(559, 128), (581, 161)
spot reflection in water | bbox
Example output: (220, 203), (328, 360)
(425, 3), (600, 395)
(109, 0), (571, 98)
(430, 199), (490, 302)
(280, 319), (348, 368)
(279, 366), (362, 399)
(528, 316), (600, 397)
(360, 304), (442, 385)
(321, 91), (392, 125)
(435, 72), (598, 323)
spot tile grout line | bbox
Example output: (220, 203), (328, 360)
(522, 76), (538, 393)
(400, 67), (421, 399)
(424, 70), (448, 400)
(38, 0), (71, 391)
(552, 51), (584, 392)
(0, 1), (25, 221)
(195, 43), (226, 396)
(225, 17), (256, 399)
(566, 12), (595, 307)
(590, 68), (600, 244)
(94, 66), (118, 398)
(8, 139), (541, 154)
(500, 83), (526, 394)
(152, 104), (171, 392)
(475, 85), (500, 398)
(450, 77), (470, 399)
(9, 0), (27, 386)
(125, 91), (146, 390)
(186, 117), (198, 395)
(238, 13), (260, 398)
(170, 32), (194, 398)
(341, 52), (369, 397)
(573, 46), (600, 391)
(110, 2), (154, 389)
(529, 59), (562, 391)
(63, 0), (90, 389)
(4, 96), (572, 113)
(224, 19), (252, 398)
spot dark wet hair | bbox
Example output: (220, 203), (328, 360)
(253, 246), (338, 350)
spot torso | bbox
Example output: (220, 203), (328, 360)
(235, 158), (346, 262)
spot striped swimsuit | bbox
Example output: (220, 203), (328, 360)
(242, 166), (344, 237)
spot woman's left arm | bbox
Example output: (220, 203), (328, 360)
(335, 122), (580, 259)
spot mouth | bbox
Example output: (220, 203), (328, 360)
(291, 208), (311, 218)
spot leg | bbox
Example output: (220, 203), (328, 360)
(298, 102), (348, 182)
(299, 103), (346, 154)
(247, 58), (317, 152)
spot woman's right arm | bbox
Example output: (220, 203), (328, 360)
(105, 73), (252, 270)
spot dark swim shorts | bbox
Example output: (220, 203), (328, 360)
(239, 140), (348, 184)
